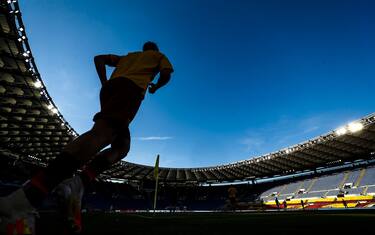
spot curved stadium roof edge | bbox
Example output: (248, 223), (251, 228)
(1, 0), (375, 182)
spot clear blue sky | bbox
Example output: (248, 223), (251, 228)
(22, 0), (375, 168)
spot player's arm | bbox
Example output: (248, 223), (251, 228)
(148, 69), (172, 94)
(94, 54), (121, 86)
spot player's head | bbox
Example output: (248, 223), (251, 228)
(143, 41), (159, 52)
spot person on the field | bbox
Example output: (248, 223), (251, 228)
(0, 41), (174, 221)
(275, 197), (280, 210)
(342, 199), (348, 208)
(228, 185), (238, 210)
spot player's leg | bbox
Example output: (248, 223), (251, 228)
(53, 129), (130, 234)
(56, 129), (130, 201)
(65, 195), (82, 234)
(64, 118), (118, 163)
(24, 119), (116, 205)
(78, 77), (142, 183)
(0, 119), (116, 219)
(80, 128), (131, 185)
(54, 177), (84, 235)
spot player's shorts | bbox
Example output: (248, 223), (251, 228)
(93, 77), (144, 131)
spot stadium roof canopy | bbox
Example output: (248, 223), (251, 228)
(1, 1), (375, 183)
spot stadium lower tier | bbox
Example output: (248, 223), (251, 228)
(260, 164), (375, 203)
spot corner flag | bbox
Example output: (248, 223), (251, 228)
(153, 154), (160, 212)
(154, 154), (160, 179)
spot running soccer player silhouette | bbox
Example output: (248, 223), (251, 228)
(0, 41), (174, 223)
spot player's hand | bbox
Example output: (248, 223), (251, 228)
(148, 83), (157, 94)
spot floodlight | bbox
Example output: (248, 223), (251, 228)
(34, 80), (42, 88)
(335, 127), (347, 136)
(348, 122), (363, 133)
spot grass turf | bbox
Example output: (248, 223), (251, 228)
(37, 209), (375, 235)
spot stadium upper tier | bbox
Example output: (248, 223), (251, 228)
(1, 1), (375, 183)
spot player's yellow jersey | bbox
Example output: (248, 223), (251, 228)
(110, 51), (173, 91)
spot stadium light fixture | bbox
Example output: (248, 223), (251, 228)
(51, 108), (58, 114)
(22, 52), (29, 57)
(335, 127), (347, 136)
(34, 80), (42, 88)
(47, 104), (53, 110)
(348, 122), (363, 133)
(18, 27), (24, 32)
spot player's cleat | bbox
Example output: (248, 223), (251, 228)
(0, 188), (37, 220)
(66, 216), (82, 235)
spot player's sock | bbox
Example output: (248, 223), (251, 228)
(80, 153), (113, 186)
(23, 152), (82, 207)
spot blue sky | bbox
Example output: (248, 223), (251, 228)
(22, 0), (375, 168)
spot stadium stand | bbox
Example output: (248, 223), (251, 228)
(261, 164), (375, 209)
(359, 166), (375, 186)
(308, 174), (342, 191)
